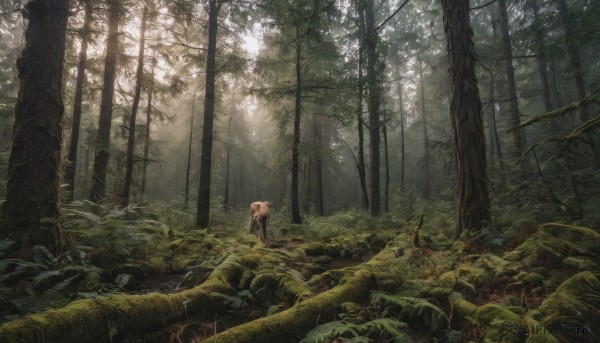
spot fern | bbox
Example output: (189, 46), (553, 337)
(371, 292), (449, 333)
(301, 319), (413, 343)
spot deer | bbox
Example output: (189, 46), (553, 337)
(249, 201), (271, 243)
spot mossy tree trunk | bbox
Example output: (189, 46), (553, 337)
(90, 0), (121, 202)
(418, 55), (432, 199)
(0, 0), (69, 259)
(440, 0), (491, 241)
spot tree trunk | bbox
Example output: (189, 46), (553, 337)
(419, 56), (432, 199)
(440, 0), (491, 242)
(356, 1), (369, 211)
(303, 156), (312, 213)
(314, 114), (324, 216)
(90, 0), (121, 202)
(529, 0), (553, 113)
(383, 110), (390, 212)
(141, 59), (155, 201)
(65, 0), (92, 202)
(196, 0), (221, 227)
(365, 0), (381, 217)
(223, 112), (232, 211)
(0, 0), (69, 259)
(497, 0), (525, 157)
(489, 12), (503, 162)
(290, 25), (303, 224)
(122, 6), (147, 207)
(397, 76), (405, 192)
(184, 97), (195, 207)
(556, 0), (598, 167)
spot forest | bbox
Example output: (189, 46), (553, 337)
(0, 0), (599, 342)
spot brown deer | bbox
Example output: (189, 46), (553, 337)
(249, 201), (271, 242)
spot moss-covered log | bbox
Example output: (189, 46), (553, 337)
(0, 255), (245, 342)
(203, 269), (376, 342)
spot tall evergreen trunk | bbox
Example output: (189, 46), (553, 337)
(303, 157), (312, 213)
(556, 0), (598, 167)
(122, 6), (147, 207)
(556, 0), (588, 120)
(382, 110), (390, 212)
(529, 0), (553, 113)
(365, 0), (381, 217)
(440, 0), (491, 242)
(90, 0), (121, 202)
(497, 0), (525, 157)
(140, 59), (154, 201)
(184, 98), (195, 207)
(489, 13), (503, 162)
(418, 57), (432, 198)
(356, 1), (369, 210)
(314, 114), (324, 216)
(223, 113), (232, 211)
(397, 76), (405, 192)
(196, 0), (221, 227)
(65, 0), (92, 202)
(0, 0), (69, 259)
(290, 26), (303, 224)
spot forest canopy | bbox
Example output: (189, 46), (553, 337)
(0, 0), (599, 342)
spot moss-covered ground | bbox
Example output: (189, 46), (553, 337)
(0, 201), (599, 342)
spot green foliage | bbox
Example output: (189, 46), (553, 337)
(300, 319), (412, 343)
(370, 292), (449, 334)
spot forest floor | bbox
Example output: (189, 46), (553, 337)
(0, 201), (599, 343)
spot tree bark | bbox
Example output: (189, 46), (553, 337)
(140, 58), (155, 201)
(65, 0), (92, 202)
(383, 109), (390, 212)
(314, 114), (324, 216)
(184, 97), (195, 207)
(0, 0), (69, 259)
(290, 25), (303, 224)
(497, 0), (526, 157)
(440, 0), (491, 241)
(397, 75), (405, 192)
(418, 56), (432, 199)
(122, 6), (148, 207)
(196, 0), (221, 227)
(529, 0), (553, 113)
(365, 0), (381, 217)
(223, 112), (232, 211)
(90, 0), (121, 202)
(356, 0), (369, 211)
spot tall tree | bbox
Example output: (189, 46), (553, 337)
(290, 24), (303, 224)
(365, 0), (381, 217)
(528, 0), (554, 113)
(418, 55), (432, 198)
(140, 57), (155, 201)
(122, 5), (148, 206)
(184, 96), (195, 207)
(396, 74), (405, 192)
(356, 0), (369, 210)
(555, 0), (588, 121)
(497, 0), (526, 157)
(90, 0), (121, 202)
(440, 0), (491, 241)
(65, 0), (92, 202)
(196, 0), (221, 227)
(0, 0), (69, 258)
(223, 111), (232, 211)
